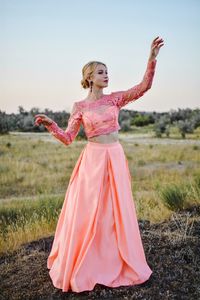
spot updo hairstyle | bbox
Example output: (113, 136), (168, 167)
(80, 61), (107, 89)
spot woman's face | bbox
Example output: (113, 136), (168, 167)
(90, 64), (109, 88)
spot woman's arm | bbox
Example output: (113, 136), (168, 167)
(35, 102), (82, 146)
(112, 36), (164, 109)
(113, 58), (157, 109)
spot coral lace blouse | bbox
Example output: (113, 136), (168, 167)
(45, 59), (157, 145)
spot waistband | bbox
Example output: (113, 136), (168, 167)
(87, 140), (121, 148)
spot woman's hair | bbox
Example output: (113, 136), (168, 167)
(81, 61), (107, 89)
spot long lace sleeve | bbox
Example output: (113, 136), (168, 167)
(113, 58), (157, 109)
(44, 102), (82, 146)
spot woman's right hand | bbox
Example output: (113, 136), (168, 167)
(34, 114), (54, 126)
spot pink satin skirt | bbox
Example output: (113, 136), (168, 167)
(47, 141), (152, 292)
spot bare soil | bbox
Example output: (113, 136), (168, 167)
(0, 206), (199, 300)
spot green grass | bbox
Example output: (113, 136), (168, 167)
(0, 135), (84, 198)
(130, 124), (200, 139)
(0, 194), (63, 254)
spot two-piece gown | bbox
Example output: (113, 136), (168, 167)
(41, 58), (157, 292)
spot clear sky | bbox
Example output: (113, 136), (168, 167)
(0, 0), (199, 114)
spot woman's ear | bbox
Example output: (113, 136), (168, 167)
(87, 75), (93, 86)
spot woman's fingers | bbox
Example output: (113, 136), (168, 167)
(34, 118), (42, 126)
(34, 115), (53, 126)
(158, 42), (164, 48)
(34, 116), (46, 125)
(34, 114), (49, 125)
(153, 36), (160, 42)
(156, 39), (164, 45)
(152, 36), (164, 45)
(152, 38), (164, 51)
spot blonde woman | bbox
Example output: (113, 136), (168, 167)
(35, 36), (164, 293)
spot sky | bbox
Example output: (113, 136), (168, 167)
(0, 0), (199, 114)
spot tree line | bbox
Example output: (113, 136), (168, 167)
(0, 106), (199, 139)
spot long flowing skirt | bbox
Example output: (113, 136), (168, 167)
(47, 140), (152, 292)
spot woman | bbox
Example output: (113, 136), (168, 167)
(34, 36), (164, 293)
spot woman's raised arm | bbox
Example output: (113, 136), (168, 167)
(112, 36), (164, 109)
(112, 58), (157, 109)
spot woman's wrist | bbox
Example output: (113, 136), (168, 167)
(45, 120), (55, 127)
(148, 55), (157, 62)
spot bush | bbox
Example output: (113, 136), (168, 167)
(153, 115), (171, 138)
(121, 119), (131, 132)
(0, 111), (9, 134)
(191, 113), (200, 129)
(131, 114), (154, 127)
(176, 120), (194, 138)
(158, 184), (187, 211)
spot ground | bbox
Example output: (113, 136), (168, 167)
(0, 205), (199, 300)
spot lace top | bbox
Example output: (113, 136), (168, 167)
(45, 59), (157, 146)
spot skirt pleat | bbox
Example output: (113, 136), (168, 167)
(47, 141), (152, 292)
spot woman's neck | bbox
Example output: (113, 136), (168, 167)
(87, 89), (104, 100)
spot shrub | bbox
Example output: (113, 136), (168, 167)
(176, 120), (194, 138)
(158, 184), (187, 211)
(121, 119), (131, 132)
(131, 114), (154, 127)
(153, 115), (171, 138)
(193, 173), (200, 198)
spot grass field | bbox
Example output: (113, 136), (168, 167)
(0, 130), (200, 255)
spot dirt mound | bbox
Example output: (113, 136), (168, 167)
(0, 206), (199, 300)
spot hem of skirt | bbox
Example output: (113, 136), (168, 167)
(48, 269), (153, 293)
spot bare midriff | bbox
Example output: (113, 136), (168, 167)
(88, 131), (119, 144)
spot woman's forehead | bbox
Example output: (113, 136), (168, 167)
(95, 64), (107, 72)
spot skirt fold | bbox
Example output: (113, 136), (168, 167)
(47, 141), (152, 292)
(107, 146), (152, 281)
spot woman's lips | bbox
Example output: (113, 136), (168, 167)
(104, 80), (108, 83)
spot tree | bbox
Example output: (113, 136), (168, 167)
(131, 114), (154, 127)
(0, 111), (9, 134)
(191, 110), (200, 129)
(153, 115), (171, 137)
(18, 106), (28, 115)
(176, 120), (194, 138)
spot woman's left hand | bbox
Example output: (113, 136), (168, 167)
(149, 36), (164, 60)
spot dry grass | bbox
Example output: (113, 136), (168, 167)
(0, 132), (200, 255)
